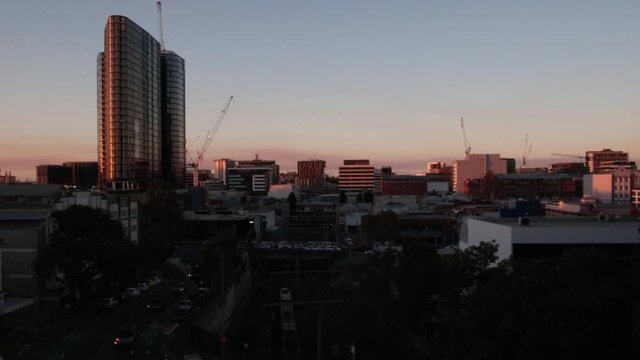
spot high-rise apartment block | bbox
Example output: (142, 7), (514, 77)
(98, 15), (185, 191)
(339, 159), (375, 192)
(160, 50), (186, 186)
(586, 149), (630, 173)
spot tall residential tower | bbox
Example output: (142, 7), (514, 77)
(98, 15), (185, 190)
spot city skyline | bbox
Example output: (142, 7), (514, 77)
(2, 0), (639, 180)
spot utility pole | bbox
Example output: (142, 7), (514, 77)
(316, 307), (324, 360)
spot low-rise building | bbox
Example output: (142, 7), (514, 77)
(459, 216), (640, 262)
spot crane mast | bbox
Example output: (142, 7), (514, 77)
(521, 134), (532, 168)
(188, 96), (234, 187)
(157, 1), (165, 50)
(460, 117), (471, 159)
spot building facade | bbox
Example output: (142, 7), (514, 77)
(227, 167), (271, 195)
(583, 169), (640, 204)
(63, 162), (98, 189)
(237, 158), (279, 185)
(98, 15), (162, 191)
(98, 16), (185, 191)
(296, 160), (325, 188)
(213, 159), (237, 186)
(586, 149), (629, 173)
(338, 159), (375, 192)
(453, 154), (508, 194)
(36, 165), (71, 186)
(160, 50), (186, 187)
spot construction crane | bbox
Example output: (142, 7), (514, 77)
(460, 117), (471, 159)
(157, 1), (165, 50)
(187, 96), (234, 187)
(551, 153), (592, 171)
(521, 134), (533, 168)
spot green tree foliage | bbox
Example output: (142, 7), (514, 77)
(36, 206), (142, 298)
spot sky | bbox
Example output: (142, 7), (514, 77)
(1, 0), (639, 180)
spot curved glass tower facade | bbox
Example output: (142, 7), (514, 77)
(98, 15), (161, 191)
(161, 50), (186, 186)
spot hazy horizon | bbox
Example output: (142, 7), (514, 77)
(2, 0), (639, 181)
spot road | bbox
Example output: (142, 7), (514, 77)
(41, 243), (206, 360)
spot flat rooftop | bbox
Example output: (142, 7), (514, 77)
(473, 216), (639, 228)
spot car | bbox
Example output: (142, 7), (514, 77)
(177, 299), (192, 312)
(195, 287), (209, 297)
(280, 287), (292, 301)
(173, 282), (187, 294)
(146, 277), (159, 287)
(145, 299), (165, 312)
(98, 296), (119, 309)
(124, 287), (141, 297)
(114, 293), (129, 303)
(136, 282), (149, 292)
(113, 324), (137, 347)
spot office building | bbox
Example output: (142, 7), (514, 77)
(63, 162), (98, 189)
(36, 165), (71, 186)
(452, 154), (508, 194)
(339, 159), (375, 192)
(37, 162), (98, 189)
(586, 149), (629, 173)
(213, 159), (237, 186)
(227, 167), (271, 195)
(584, 169), (640, 204)
(459, 217), (640, 262)
(296, 160), (325, 188)
(98, 15), (185, 191)
(238, 157), (279, 185)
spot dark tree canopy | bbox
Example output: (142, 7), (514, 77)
(36, 205), (142, 298)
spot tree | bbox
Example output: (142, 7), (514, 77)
(363, 190), (374, 203)
(339, 191), (347, 204)
(36, 206), (142, 300)
(361, 211), (400, 244)
(287, 192), (297, 214)
(139, 186), (182, 264)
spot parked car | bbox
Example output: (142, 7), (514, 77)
(145, 299), (165, 312)
(136, 282), (149, 292)
(98, 297), (119, 309)
(113, 324), (137, 347)
(124, 287), (141, 297)
(177, 299), (192, 312)
(280, 287), (292, 301)
(148, 276), (162, 286)
(173, 282), (187, 294)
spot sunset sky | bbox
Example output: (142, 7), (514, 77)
(1, 0), (639, 180)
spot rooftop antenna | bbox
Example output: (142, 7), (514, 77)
(157, 1), (165, 50)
